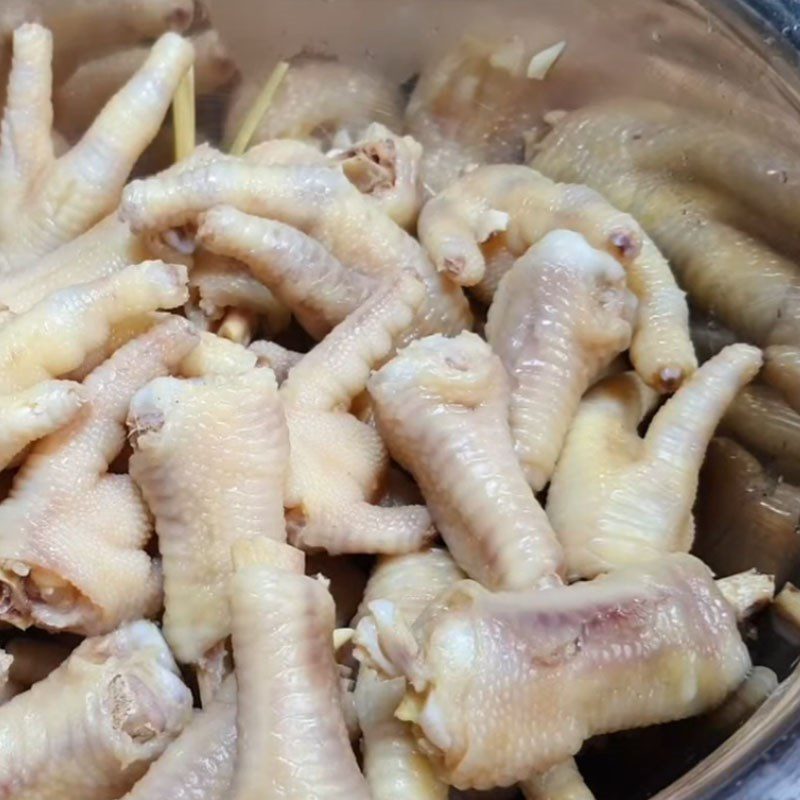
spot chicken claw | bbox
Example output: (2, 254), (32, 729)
(0, 260), (188, 467)
(418, 164), (695, 391)
(281, 275), (435, 555)
(197, 204), (378, 339)
(229, 537), (370, 800)
(121, 158), (472, 336)
(128, 367), (289, 664)
(355, 554), (752, 789)
(0, 621), (192, 800)
(548, 344), (762, 580)
(485, 230), (635, 490)
(0, 24), (193, 273)
(0, 316), (198, 635)
(354, 548), (463, 800)
(122, 675), (237, 800)
(369, 331), (564, 590)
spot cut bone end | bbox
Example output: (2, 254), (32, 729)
(717, 570), (775, 622)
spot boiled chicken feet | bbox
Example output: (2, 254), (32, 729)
(122, 675), (237, 800)
(280, 275), (435, 555)
(0, 261), (188, 468)
(0, 24), (193, 274)
(196, 205), (379, 340)
(355, 554), (753, 790)
(354, 549), (464, 800)
(120, 154), (472, 336)
(0, 316), (198, 635)
(548, 344), (762, 580)
(368, 331), (564, 590)
(418, 164), (695, 391)
(485, 230), (634, 490)
(0, 621), (192, 800)
(128, 367), (289, 665)
(229, 537), (370, 800)
(532, 100), (800, 347)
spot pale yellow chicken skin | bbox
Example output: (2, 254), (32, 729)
(0, 24), (193, 276)
(548, 344), (762, 580)
(355, 554), (752, 790)
(121, 676), (238, 800)
(369, 331), (564, 590)
(485, 229), (635, 490)
(229, 538), (370, 800)
(0, 317), (198, 635)
(280, 275), (435, 555)
(120, 156), (472, 337)
(0, 621), (192, 800)
(353, 549), (464, 800)
(418, 164), (695, 391)
(128, 367), (289, 665)
(0, 261), (189, 468)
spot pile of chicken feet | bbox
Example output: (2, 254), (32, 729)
(0, 13), (791, 800)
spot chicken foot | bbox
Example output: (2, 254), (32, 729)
(547, 344), (762, 579)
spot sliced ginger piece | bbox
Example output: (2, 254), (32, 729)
(486, 230), (635, 490)
(548, 344), (762, 579)
(229, 536), (370, 800)
(0, 24), (193, 274)
(280, 274), (435, 555)
(128, 367), (289, 664)
(369, 331), (564, 590)
(418, 164), (695, 391)
(0, 316), (198, 635)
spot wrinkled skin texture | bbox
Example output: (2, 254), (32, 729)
(418, 164), (694, 391)
(331, 123), (425, 231)
(224, 56), (402, 151)
(196, 205), (378, 340)
(121, 675), (237, 800)
(120, 157), (472, 337)
(281, 276), (435, 555)
(355, 554), (751, 790)
(762, 345), (800, 414)
(230, 540), (370, 800)
(719, 383), (800, 482)
(369, 331), (563, 590)
(0, 25), (193, 276)
(354, 549), (464, 800)
(0, 261), (188, 468)
(0, 621), (192, 800)
(533, 100), (800, 348)
(695, 438), (800, 586)
(128, 368), (289, 664)
(548, 344), (762, 580)
(0, 317), (198, 635)
(485, 230), (634, 490)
